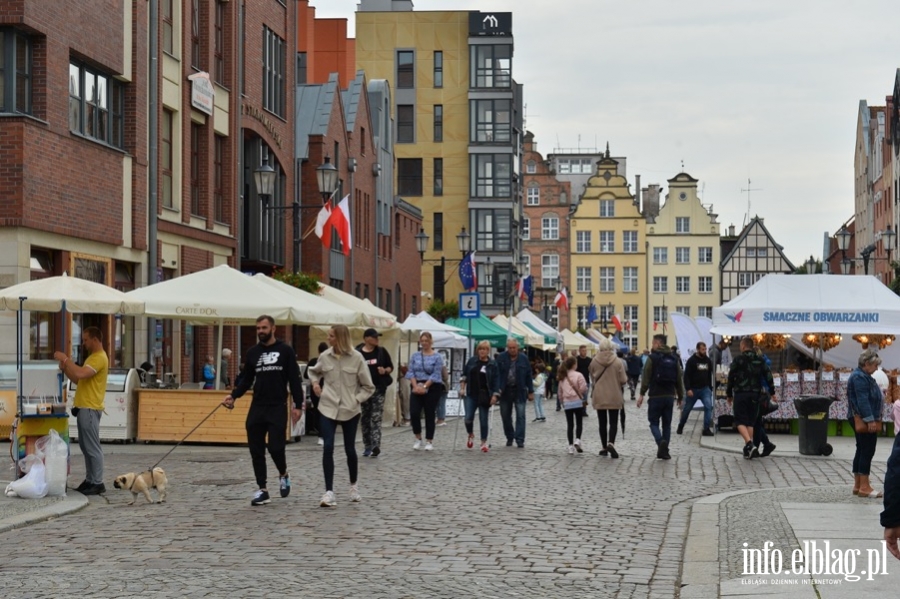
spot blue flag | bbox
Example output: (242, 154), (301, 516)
(587, 303), (597, 324)
(458, 251), (477, 291)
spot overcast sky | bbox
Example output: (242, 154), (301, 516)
(317, 0), (900, 264)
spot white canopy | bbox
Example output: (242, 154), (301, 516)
(558, 328), (592, 352)
(711, 274), (900, 336)
(400, 312), (468, 350)
(0, 272), (144, 314)
(516, 308), (558, 338)
(492, 314), (548, 350)
(252, 275), (359, 325)
(317, 283), (397, 329)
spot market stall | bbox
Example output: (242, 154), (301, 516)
(710, 274), (900, 431)
(445, 315), (522, 348)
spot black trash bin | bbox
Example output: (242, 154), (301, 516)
(793, 395), (836, 456)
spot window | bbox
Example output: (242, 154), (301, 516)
(576, 267), (591, 293)
(0, 30), (32, 115)
(191, 0), (201, 68)
(214, 135), (225, 222)
(161, 109), (173, 208)
(433, 51), (442, 87)
(746, 248), (757, 257)
(470, 154), (513, 198)
(190, 123), (202, 215)
(675, 306), (690, 316)
(526, 160), (536, 173)
(262, 27), (285, 117)
(69, 62), (125, 148)
(624, 305), (639, 335)
(600, 231), (615, 253)
(698, 247), (713, 264)
(676, 276), (690, 293)
(397, 105), (414, 142)
(162, 0), (174, 54)
(697, 306), (713, 319)
(297, 52), (307, 84)
(433, 104), (443, 142)
(600, 200), (615, 217)
(623, 231), (638, 253)
(470, 98), (512, 142)
(675, 216), (690, 233)
(527, 184), (540, 205)
(470, 44), (511, 88)
(433, 212), (443, 251)
(557, 159), (570, 174)
(214, 0), (225, 84)
(653, 276), (668, 293)
(676, 247), (690, 264)
(433, 158), (443, 196)
(575, 231), (591, 253)
(541, 216), (559, 240)
(600, 267), (615, 292)
(699, 276), (713, 293)
(541, 254), (559, 288)
(522, 218), (530, 240)
(397, 158), (422, 196)
(739, 272), (762, 288)
(757, 248), (768, 257)
(653, 247), (668, 264)
(653, 306), (669, 324)
(397, 50), (414, 88)
(623, 267), (638, 292)
(473, 209), (512, 251)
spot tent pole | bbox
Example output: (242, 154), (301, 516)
(215, 319), (224, 391)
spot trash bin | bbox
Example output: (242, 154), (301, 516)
(793, 395), (835, 456)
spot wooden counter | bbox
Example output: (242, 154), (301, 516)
(136, 389), (291, 444)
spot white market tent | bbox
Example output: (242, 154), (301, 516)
(711, 274), (900, 336)
(317, 283), (397, 329)
(558, 328), (589, 352)
(516, 308), (558, 339)
(252, 274), (360, 325)
(492, 314), (548, 350)
(400, 312), (467, 350)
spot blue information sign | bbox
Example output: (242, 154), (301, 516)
(459, 293), (480, 319)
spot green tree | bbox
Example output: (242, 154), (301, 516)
(427, 299), (459, 322)
(271, 269), (321, 295)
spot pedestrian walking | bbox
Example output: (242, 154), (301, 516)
(356, 328), (393, 458)
(220, 348), (232, 388)
(677, 342), (715, 437)
(308, 325), (375, 507)
(397, 363), (411, 426)
(750, 348), (777, 456)
(576, 345), (592, 418)
(55, 326), (109, 495)
(558, 357), (588, 454)
(882, 431), (900, 559)
(460, 340), (499, 452)
(435, 364), (450, 427)
(637, 334), (684, 460)
(724, 337), (775, 459)
(625, 349), (643, 401)
(589, 338), (627, 458)
(304, 342), (328, 445)
(222, 316), (305, 506)
(532, 362), (547, 422)
(847, 348), (885, 498)
(405, 332), (445, 451)
(495, 338), (534, 448)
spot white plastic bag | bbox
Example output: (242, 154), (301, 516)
(5, 458), (48, 499)
(38, 430), (68, 497)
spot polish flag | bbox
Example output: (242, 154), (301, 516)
(327, 195), (352, 256)
(314, 204), (332, 247)
(611, 313), (623, 332)
(554, 287), (569, 311)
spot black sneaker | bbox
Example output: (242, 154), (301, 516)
(676, 423), (684, 435)
(74, 480), (90, 493)
(750, 447), (760, 459)
(657, 440), (669, 459)
(81, 483), (106, 496)
(279, 475), (291, 498)
(506, 439), (514, 447)
(371, 446), (380, 457)
(761, 443), (776, 457)
(362, 448), (373, 457)
(607, 443), (619, 459)
(599, 449), (609, 456)
(743, 442), (754, 459)
(251, 489), (271, 506)
(702, 428), (715, 437)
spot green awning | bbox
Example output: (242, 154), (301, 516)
(446, 315), (524, 349)
(523, 321), (557, 345)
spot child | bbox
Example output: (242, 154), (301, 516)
(532, 363), (547, 422)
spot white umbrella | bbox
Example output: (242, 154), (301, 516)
(317, 283), (397, 329)
(0, 272), (144, 314)
(252, 274), (360, 326)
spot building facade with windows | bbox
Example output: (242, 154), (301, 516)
(720, 217), (794, 303)
(546, 150), (627, 205)
(522, 132), (571, 328)
(646, 172), (720, 334)
(355, 2), (524, 313)
(568, 149), (647, 348)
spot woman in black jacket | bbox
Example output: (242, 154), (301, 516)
(459, 340), (499, 452)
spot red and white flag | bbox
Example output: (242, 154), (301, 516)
(554, 286), (569, 311)
(314, 203), (332, 247)
(327, 195), (352, 256)
(611, 313), (623, 332)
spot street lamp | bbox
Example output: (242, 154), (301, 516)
(316, 156), (338, 202)
(606, 302), (615, 335)
(840, 258), (851, 275)
(415, 226), (472, 301)
(835, 226), (851, 253)
(253, 163), (276, 204)
(255, 161), (305, 274)
(805, 255), (817, 275)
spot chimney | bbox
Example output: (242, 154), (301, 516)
(635, 174), (641, 212)
(728, 224), (736, 236)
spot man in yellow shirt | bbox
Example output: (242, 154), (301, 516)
(55, 326), (109, 495)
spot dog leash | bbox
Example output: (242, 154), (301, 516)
(148, 403), (224, 471)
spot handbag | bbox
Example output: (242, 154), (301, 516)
(853, 414), (881, 433)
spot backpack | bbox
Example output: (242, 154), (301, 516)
(651, 352), (679, 386)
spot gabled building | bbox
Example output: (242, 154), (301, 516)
(720, 217), (794, 303)
(646, 172), (720, 327)
(569, 147), (647, 348)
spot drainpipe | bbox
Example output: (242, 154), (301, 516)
(147, 0), (159, 362)
(348, 158), (356, 295)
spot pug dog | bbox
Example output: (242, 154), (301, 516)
(113, 468), (168, 505)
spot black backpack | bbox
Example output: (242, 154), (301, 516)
(652, 352), (679, 386)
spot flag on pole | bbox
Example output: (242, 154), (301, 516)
(554, 286), (569, 311)
(586, 303), (597, 325)
(326, 195), (352, 255)
(611, 313), (623, 332)
(314, 204), (332, 246)
(624, 320), (631, 332)
(458, 251), (477, 291)
(653, 321), (658, 331)
(516, 275), (533, 306)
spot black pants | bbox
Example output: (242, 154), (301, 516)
(597, 409), (619, 447)
(565, 408), (583, 445)
(246, 403), (288, 489)
(752, 411), (770, 446)
(410, 385), (441, 440)
(319, 414), (360, 492)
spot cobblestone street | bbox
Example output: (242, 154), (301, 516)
(0, 402), (872, 598)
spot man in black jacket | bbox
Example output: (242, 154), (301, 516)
(883, 433), (900, 560)
(357, 328), (394, 458)
(638, 334), (685, 460)
(223, 315), (304, 506)
(576, 345), (592, 418)
(677, 342), (715, 437)
(625, 350), (643, 401)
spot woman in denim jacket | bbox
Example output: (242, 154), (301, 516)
(847, 348), (885, 498)
(405, 332), (445, 451)
(460, 340), (499, 452)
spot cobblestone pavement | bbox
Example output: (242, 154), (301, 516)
(0, 401), (874, 598)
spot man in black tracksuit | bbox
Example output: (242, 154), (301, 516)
(677, 342), (715, 437)
(223, 315), (304, 506)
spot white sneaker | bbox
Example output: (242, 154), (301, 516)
(424, 442), (434, 451)
(413, 439), (423, 450)
(320, 490), (336, 507)
(574, 439), (583, 453)
(349, 484), (361, 502)
(317, 438), (324, 446)
(567, 445), (575, 455)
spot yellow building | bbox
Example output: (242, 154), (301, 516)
(356, 4), (523, 311)
(646, 173), (721, 342)
(570, 150), (647, 348)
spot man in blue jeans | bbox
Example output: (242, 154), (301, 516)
(677, 341), (714, 437)
(494, 339), (534, 448)
(637, 334), (684, 460)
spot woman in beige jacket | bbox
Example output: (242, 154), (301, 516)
(589, 338), (628, 458)
(309, 325), (375, 508)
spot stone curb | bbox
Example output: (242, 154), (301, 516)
(0, 492), (89, 534)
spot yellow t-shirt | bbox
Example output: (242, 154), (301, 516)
(73, 350), (109, 410)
